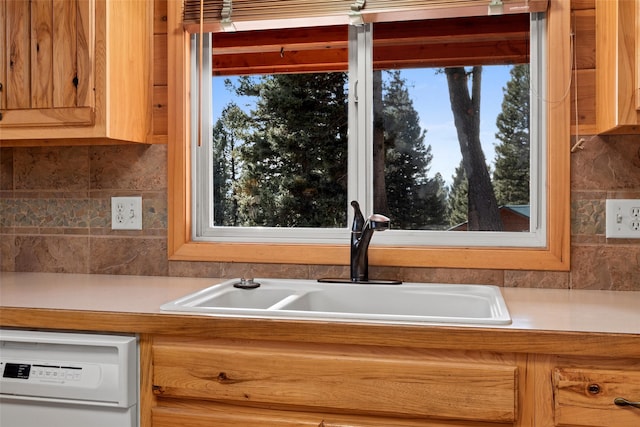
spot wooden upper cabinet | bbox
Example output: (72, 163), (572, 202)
(0, 0), (153, 145)
(596, 0), (640, 134)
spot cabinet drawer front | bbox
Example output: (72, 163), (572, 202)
(553, 367), (640, 426)
(153, 343), (517, 423)
(152, 399), (505, 427)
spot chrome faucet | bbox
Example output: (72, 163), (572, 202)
(350, 200), (390, 282)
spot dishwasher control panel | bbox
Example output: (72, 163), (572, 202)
(2, 360), (101, 387)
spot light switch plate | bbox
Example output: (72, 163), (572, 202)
(605, 199), (640, 238)
(111, 196), (143, 230)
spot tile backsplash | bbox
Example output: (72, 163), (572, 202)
(1, 145), (168, 276)
(1, 135), (639, 290)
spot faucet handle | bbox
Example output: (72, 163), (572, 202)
(368, 213), (390, 231)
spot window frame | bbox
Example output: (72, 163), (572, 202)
(167, 0), (570, 271)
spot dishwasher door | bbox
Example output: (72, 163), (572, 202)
(0, 329), (138, 427)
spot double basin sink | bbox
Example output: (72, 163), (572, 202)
(161, 278), (511, 326)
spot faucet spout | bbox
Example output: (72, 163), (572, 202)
(350, 201), (390, 282)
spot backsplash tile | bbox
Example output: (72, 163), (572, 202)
(400, 267), (504, 285)
(1, 134), (639, 288)
(571, 196), (605, 237)
(571, 244), (640, 291)
(168, 261), (224, 278)
(504, 270), (570, 289)
(0, 148), (13, 191)
(571, 135), (640, 190)
(14, 235), (89, 273)
(90, 237), (168, 275)
(90, 145), (167, 191)
(1, 144), (168, 276)
(13, 198), (91, 229)
(0, 198), (14, 230)
(0, 236), (15, 272)
(221, 262), (310, 279)
(14, 147), (89, 191)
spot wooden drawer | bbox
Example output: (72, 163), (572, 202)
(152, 338), (518, 423)
(553, 367), (640, 426)
(152, 399), (504, 427)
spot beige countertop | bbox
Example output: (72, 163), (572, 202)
(1, 272), (639, 335)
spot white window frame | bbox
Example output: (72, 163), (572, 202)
(192, 13), (547, 248)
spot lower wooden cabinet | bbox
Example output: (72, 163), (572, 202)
(147, 336), (640, 427)
(151, 336), (519, 426)
(553, 367), (640, 426)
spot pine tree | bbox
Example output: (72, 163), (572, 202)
(381, 70), (447, 229)
(422, 172), (449, 230)
(493, 64), (530, 206)
(447, 163), (468, 227)
(212, 103), (248, 226)
(214, 71), (448, 230)
(231, 73), (349, 227)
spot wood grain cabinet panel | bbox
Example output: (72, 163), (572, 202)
(553, 367), (640, 426)
(595, 0), (640, 134)
(152, 399), (505, 427)
(0, 0), (153, 145)
(152, 338), (518, 425)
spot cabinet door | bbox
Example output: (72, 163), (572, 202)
(153, 338), (518, 424)
(595, 0), (640, 134)
(553, 367), (640, 426)
(0, 0), (93, 127)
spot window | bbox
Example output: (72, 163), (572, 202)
(168, 0), (570, 270)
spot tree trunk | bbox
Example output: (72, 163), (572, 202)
(445, 67), (503, 231)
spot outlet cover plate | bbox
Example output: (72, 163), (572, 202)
(111, 196), (142, 230)
(605, 199), (640, 238)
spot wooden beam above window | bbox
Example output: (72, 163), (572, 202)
(211, 14), (529, 75)
(184, 0), (547, 33)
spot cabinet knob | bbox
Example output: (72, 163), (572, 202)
(614, 397), (640, 409)
(587, 384), (600, 394)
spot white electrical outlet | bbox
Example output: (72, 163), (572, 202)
(111, 196), (143, 230)
(605, 199), (640, 238)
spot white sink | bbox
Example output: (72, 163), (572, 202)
(160, 278), (511, 326)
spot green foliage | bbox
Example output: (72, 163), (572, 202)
(447, 163), (468, 227)
(226, 73), (349, 227)
(210, 70), (465, 230)
(493, 64), (530, 206)
(212, 103), (248, 226)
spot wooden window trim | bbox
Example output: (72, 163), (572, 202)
(182, 0), (548, 32)
(166, 0), (570, 270)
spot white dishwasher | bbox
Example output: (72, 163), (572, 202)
(0, 329), (138, 427)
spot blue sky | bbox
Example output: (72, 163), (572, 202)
(212, 65), (512, 186)
(404, 66), (512, 184)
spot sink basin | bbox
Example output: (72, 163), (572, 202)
(160, 278), (511, 326)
